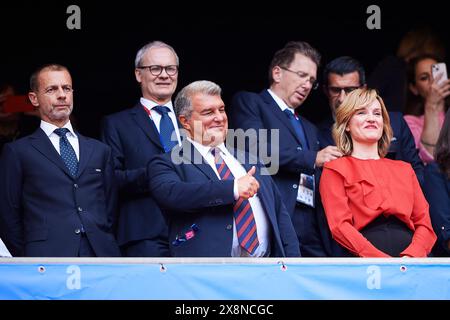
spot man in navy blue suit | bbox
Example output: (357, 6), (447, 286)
(231, 41), (340, 256)
(101, 41), (182, 256)
(318, 56), (424, 183)
(0, 64), (121, 257)
(148, 80), (300, 257)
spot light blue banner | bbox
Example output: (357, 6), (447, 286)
(0, 258), (449, 299)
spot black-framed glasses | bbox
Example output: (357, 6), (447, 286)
(327, 86), (360, 96)
(137, 65), (178, 76)
(279, 66), (319, 90)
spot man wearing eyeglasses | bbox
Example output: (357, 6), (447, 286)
(319, 56), (423, 183)
(230, 41), (341, 257)
(101, 41), (181, 257)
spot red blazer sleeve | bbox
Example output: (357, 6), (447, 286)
(400, 167), (437, 257)
(320, 166), (390, 257)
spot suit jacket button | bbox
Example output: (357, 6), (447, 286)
(293, 184), (298, 189)
(226, 224), (232, 230)
(296, 146), (302, 151)
(77, 207), (83, 212)
(74, 183), (78, 188)
(74, 228), (81, 234)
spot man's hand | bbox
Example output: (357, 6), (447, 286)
(315, 146), (343, 167)
(237, 166), (260, 199)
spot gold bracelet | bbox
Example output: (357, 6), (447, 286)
(420, 139), (436, 147)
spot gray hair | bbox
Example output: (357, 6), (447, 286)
(174, 80), (222, 119)
(134, 41), (179, 68)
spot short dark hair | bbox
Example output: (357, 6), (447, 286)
(30, 64), (70, 92)
(323, 56), (366, 87)
(436, 108), (450, 179)
(268, 41), (321, 85)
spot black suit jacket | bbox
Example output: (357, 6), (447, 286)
(0, 128), (121, 257)
(230, 90), (328, 256)
(101, 103), (179, 252)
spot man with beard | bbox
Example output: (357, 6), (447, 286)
(0, 64), (121, 257)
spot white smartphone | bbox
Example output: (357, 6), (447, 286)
(432, 62), (448, 86)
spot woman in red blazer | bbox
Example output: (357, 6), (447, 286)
(319, 88), (436, 257)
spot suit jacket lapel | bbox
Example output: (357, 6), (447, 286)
(29, 128), (73, 177)
(182, 142), (219, 181)
(131, 104), (164, 149)
(76, 134), (94, 177)
(300, 116), (318, 151)
(259, 90), (302, 145)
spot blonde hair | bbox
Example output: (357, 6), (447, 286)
(332, 88), (393, 157)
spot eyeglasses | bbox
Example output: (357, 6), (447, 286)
(327, 86), (360, 96)
(279, 66), (319, 90)
(137, 65), (179, 76)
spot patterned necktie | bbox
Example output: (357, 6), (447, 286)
(212, 148), (259, 255)
(153, 105), (178, 152)
(284, 109), (309, 150)
(54, 128), (78, 176)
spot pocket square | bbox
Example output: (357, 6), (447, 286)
(172, 224), (199, 246)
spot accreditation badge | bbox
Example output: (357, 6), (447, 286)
(296, 173), (315, 208)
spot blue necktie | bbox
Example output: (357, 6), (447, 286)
(212, 148), (259, 255)
(54, 128), (78, 176)
(284, 109), (309, 150)
(153, 105), (178, 152)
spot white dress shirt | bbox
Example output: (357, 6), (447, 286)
(188, 138), (271, 257)
(40, 120), (79, 160)
(140, 97), (182, 145)
(267, 89), (296, 116)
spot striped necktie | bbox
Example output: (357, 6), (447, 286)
(212, 148), (259, 255)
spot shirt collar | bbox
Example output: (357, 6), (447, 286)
(267, 89), (295, 115)
(187, 137), (227, 159)
(40, 120), (77, 138)
(140, 97), (174, 113)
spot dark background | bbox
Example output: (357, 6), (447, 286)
(1, 1), (449, 138)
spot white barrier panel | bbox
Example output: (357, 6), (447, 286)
(0, 258), (449, 299)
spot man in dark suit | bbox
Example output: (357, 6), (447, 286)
(101, 41), (181, 256)
(318, 56), (424, 184)
(0, 64), (121, 257)
(230, 41), (340, 256)
(148, 80), (300, 257)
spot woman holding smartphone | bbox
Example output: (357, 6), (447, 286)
(404, 54), (450, 164)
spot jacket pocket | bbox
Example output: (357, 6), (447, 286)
(25, 228), (48, 243)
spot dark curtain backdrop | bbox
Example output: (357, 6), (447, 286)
(1, 1), (448, 138)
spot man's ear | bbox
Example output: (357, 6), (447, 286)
(178, 115), (190, 131)
(272, 66), (282, 83)
(28, 92), (39, 108)
(409, 83), (419, 96)
(135, 68), (142, 83)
